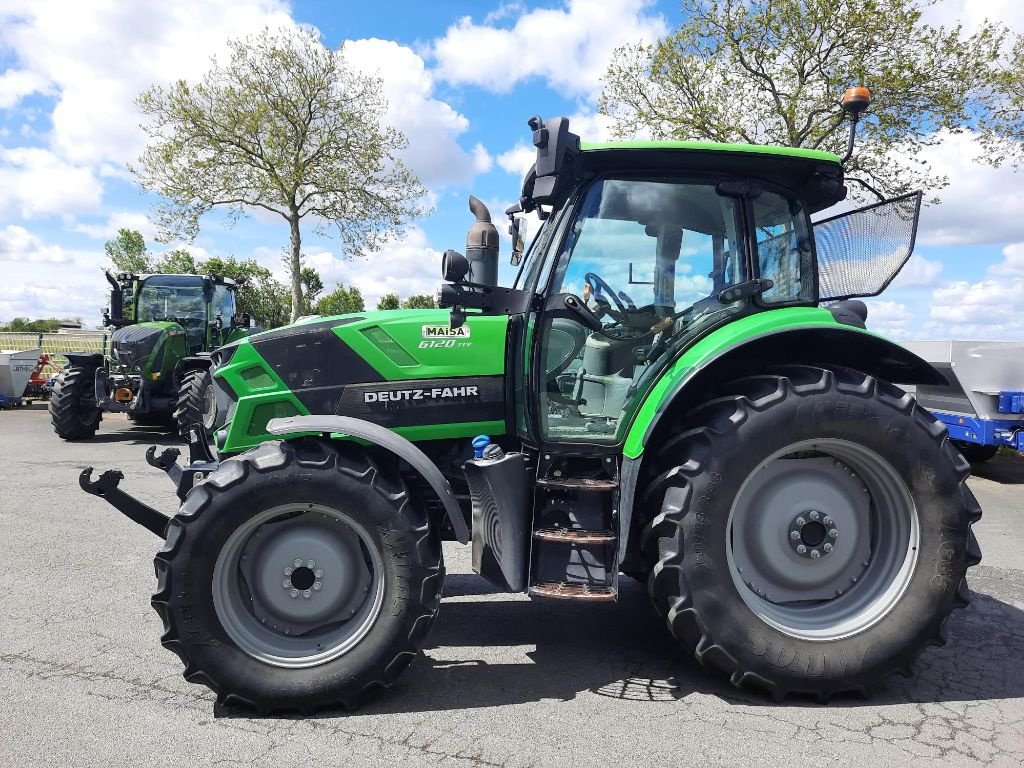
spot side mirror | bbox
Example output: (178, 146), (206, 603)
(214, 311), (224, 331)
(509, 216), (528, 266)
(441, 249), (470, 283)
(241, 312), (252, 329)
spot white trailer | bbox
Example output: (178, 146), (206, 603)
(903, 340), (1024, 460)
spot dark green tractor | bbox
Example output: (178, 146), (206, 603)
(83, 92), (980, 711)
(51, 272), (249, 439)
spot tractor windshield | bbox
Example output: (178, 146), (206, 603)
(537, 176), (749, 441)
(137, 277), (206, 324)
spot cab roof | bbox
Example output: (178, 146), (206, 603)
(578, 140), (845, 213)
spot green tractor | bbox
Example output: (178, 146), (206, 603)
(51, 271), (249, 439)
(82, 92), (980, 711)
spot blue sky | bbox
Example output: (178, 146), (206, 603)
(1, 0), (1022, 339)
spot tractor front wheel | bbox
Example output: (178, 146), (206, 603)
(174, 369), (216, 435)
(152, 438), (444, 713)
(48, 365), (101, 440)
(643, 365), (981, 700)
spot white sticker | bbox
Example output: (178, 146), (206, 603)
(421, 324), (470, 339)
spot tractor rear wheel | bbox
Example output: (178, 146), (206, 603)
(152, 438), (444, 713)
(642, 365), (981, 700)
(174, 369), (216, 435)
(48, 365), (101, 440)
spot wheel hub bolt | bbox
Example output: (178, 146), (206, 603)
(290, 588), (298, 598)
(789, 511), (837, 559)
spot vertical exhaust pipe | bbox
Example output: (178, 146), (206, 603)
(466, 196), (499, 287)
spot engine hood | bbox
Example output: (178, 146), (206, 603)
(212, 310), (510, 452)
(111, 322), (181, 370)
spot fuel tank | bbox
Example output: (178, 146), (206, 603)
(211, 310), (510, 453)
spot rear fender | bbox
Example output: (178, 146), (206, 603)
(266, 415), (469, 544)
(173, 355), (212, 387)
(618, 318), (945, 563)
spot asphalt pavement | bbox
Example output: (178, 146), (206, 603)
(1, 403), (1022, 767)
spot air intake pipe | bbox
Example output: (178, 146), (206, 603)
(466, 196), (499, 287)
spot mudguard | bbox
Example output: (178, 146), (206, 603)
(266, 415), (470, 543)
(65, 352), (104, 369)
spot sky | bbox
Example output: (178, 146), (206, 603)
(0, 0), (1022, 340)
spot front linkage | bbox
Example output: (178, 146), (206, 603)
(79, 424), (221, 539)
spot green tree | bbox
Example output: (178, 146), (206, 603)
(376, 292), (401, 310)
(300, 265), (324, 315)
(979, 35), (1024, 167)
(6, 317), (62, 332)
(154, 247), (197, 275)
(199, 255), (292, 329)
(599, 0), (1007, 197)
(132, 27), (429, 323)
(314, 284), (365, 316)
(402, 294), (437, 309)
(104, 228), (151, 273)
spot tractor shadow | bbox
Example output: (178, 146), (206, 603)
(88, 427), (184, 446)
(216, 569), (1024, 719)
(968, 453), (1024, 485)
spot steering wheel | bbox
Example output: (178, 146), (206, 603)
(584, 272), (633, 320)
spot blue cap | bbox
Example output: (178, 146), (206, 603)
(471, 434), (491, 459)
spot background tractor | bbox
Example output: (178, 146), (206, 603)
(51, 271), (249, 439)
(84, 92), (981, 712)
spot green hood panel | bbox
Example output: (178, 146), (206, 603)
(214, 311), (510, 453)
(623, 307), (861, 459)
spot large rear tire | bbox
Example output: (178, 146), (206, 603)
(173, 369), (215, 435)
(48, 366), (101, 440)
(642, 366), (982, 700)
(152, 438), (444, 713)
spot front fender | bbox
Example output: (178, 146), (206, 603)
(266, 415), (469, 544)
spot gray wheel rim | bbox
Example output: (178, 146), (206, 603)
(201, 382), (217, 430)
(727, 438), (919, 641)
(213, 503), (385, 668)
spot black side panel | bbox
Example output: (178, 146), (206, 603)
(337, 377), (505, 427)
(252, 325), (383, 415)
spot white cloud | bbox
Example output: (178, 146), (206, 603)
(928, 278), (1024, 339)
(497, 142), (535, 177)
(343, 38), (488, 190)
(71, 211), (159, 241)
(0, 225), (72, 263)
(0, 0), (296, 168)
(863, 299), (915, 339)
(301, 228), (442, 309)
(430, 0), (667, 99)
(891, 253), (943, 288)
(911, 130), (1024, 246)
(989, 242), (1024, 277)
(0, 147), (104, 218)
(0, 69), (50, 108)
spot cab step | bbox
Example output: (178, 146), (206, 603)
(533, 527), (616, 544)
(536, 477), (618, 491)
(528, 581), (617, 602)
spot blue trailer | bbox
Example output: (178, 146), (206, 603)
(903, 341), (1024, 462)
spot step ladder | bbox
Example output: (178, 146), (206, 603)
(528, 455), (619, 602)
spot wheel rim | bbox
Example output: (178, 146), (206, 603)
(213, 503), (385, 668)
(201, 382), (217, 430)
(727, 438), (919, 641)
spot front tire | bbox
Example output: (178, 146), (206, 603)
(48, 366), (101, 440)
(152, 438), (444, 713)
(642, 366), (982, 700)
(174, 369), (216, 435)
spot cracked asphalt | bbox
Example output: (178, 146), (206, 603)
(1, 403), (1023, 767)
